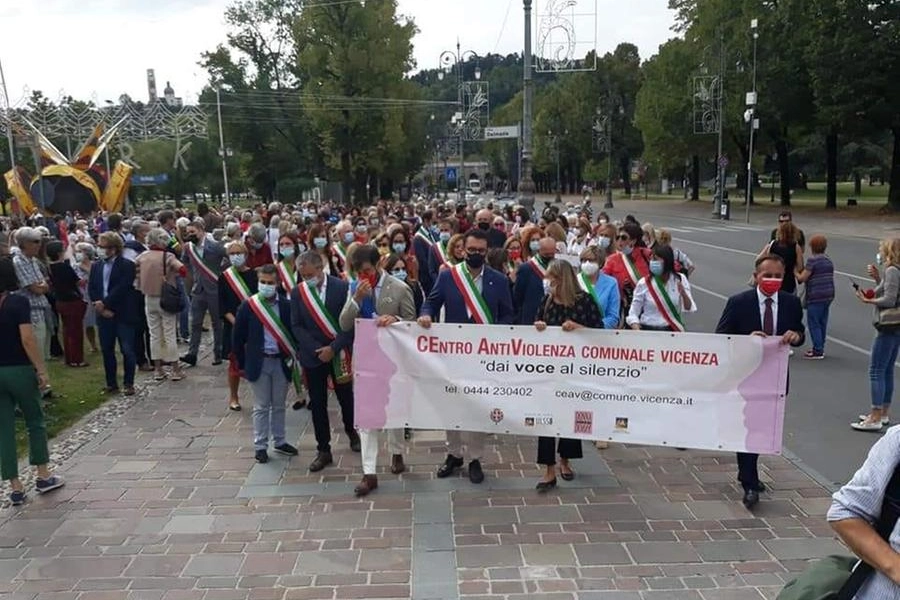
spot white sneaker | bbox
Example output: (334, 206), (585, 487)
(858, 415), (890, 426)
(851, 419), (884, 432)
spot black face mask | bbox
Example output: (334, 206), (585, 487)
(477, 222), (490, 231)
(465, 253), (485, 269)
(186, 234), (198, 243)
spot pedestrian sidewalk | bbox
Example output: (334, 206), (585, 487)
(0, 359), (845, 600)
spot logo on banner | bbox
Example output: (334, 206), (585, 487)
(490, 408), (504, 424)
(574, 411), (593, 434)
(615, 417), (629, 431)
(524, 414), (553, 427)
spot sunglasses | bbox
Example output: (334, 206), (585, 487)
(616, 234), (630, 241)
(465, 248), (487, 255)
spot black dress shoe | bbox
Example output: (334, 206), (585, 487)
(180, 354), (197, 366)
(255, 449), (269, 464)
(468, 459), (485, 484)
(211, 358), (223, 366)
(309, 451), (333, 472)
(348, 431), (361, 453)
(274, 443), (298, 456)
(754, 482), (767, 492)
(536, 478), (557, 492)
(292, 399), (307, 410)
(742, 489), (760, 509)
(436, 454), (464, 478)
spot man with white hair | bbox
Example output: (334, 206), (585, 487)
(13, 227), (52, 359)
(332, 220), (355, 276)
(245, 222), (274, 270)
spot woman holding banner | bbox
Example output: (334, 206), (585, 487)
(533, 260), (603, 491)
(220, 241), (258, 412)
(626, 245), (696, 332)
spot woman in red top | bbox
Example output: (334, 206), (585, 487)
(602, 222), (652, 322)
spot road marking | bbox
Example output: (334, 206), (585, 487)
(691, 283), (890, 366)
(662, 227), (692, 233)
(674, 237), (876, 283)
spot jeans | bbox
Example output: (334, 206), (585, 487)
(869, 330), (900, 410)
(249, 357), (289, 451)
(97, 317), (136, 389)
(806, 301), (831, 354)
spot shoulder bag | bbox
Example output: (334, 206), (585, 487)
(875, 266), (900, 331)
(776, 463), (900, 600)
(159, 252), (185, 314)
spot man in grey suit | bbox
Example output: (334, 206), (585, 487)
(339, 245), (416, 496)
(180, 218), (226, 366)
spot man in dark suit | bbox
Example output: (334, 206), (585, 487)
(291, 250), (361, 473)
(412, 210), (437, 297)
(181, 219), (227, 366)
(715, 254), (805, 509)
(233, 264), (299, 464)
(89, 232), (139, 395)
(514, 236), (556, 324)
(418, 229), (515, 484)
(472, 209), (507, 249)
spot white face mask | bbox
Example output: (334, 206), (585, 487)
(229, 254), (246, 268)
(543, 279), (551, 295)
(97, 248), (109, 260)
(581, 261), (599, 277)
(597, 236), (611, 250)
(74, 252), (84, 262)
(258, 283), (277, 299)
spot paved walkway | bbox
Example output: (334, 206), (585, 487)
(1, 355), (846, 600)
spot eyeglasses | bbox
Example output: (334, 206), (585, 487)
(465, 248), (487, 255)
(377, 243), (390, 248)
(616, 234), (630, 241)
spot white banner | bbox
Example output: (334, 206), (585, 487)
(353, 321), (789, 454)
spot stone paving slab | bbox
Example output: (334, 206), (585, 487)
(0, 355), (847, 600)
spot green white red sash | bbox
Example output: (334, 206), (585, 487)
(222, 267), (252, 303)
(646, 275), (685, 332)
(577, 272), (604, 319)
(433, 241), (449, 265)
(449, 264), (493, 325)
(415, 228), (434, 246)
(332, 243), (348, 267)
(277, 261), (297, 293)
(622, 252), (641, 286)
(246, 294), (304, 393)
(186, 242), (218, 282)
(528, 256), (548, 279)
(295, 281), (353, 382)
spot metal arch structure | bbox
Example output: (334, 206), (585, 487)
(535, 0), (597, 73)
(693, 75), (721, 135)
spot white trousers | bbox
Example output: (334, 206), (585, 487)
(145, 297), (178, 363)
(359, 428), (405, 475)
(446, 431), (485, 462)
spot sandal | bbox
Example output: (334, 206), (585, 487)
(229, 402), (242, 412)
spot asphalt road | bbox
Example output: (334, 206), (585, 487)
(602, 204), (887, 489)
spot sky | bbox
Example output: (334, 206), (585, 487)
(0, 0), (678, 107)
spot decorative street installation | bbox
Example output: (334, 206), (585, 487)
(535, 0), (598, 73)
(354, 320), (789, 455)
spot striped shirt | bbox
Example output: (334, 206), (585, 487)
(804, 254), (835, 304)
(827, 425), (900, 599)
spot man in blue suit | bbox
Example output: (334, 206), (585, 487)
(89, 232), (139, 396)
(514, 236), (557, 324)
(412, 210), (438, 297)
(291, 251), (360, 473)
(233, 264), (299, 464)
(418, 229), (515, 484)
(716, 254), (804, 509)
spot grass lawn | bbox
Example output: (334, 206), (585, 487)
(15, 355), (109, 456)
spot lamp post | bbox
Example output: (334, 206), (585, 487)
(600, 102), (624, 209)
(439, 42), (480, 204)
(518, 0), (536, 216)
(744, 18), (759, 224)
(216, 87), (231, 205)
(548, 129), (567, 202)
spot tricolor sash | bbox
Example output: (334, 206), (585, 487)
(246, 294), (304, 393)
(332, 243), (348, 268)
(222, 267), (252, 303)
(449, 264), (494, 325)
(295, 282), (353, 382)
(646, 275), (686, 332)
(622, 252), (641, 287)
(528, 256), (548, 279)
(433, 241), (449, 266)
(415, 228), (434, 246)
(186, 242), (218, 282)
(277, 262), (297, 294)
(577, 272), (604, 319)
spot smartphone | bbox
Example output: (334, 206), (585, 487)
(850, 278), (860, 291)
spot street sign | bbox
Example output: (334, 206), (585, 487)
(483, 125), (519, 140)
(131, 174), (169, 186)
(445, 167), (457, 182)
(718, 156), (729, 169)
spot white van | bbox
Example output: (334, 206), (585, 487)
(468, 178), (482, 194)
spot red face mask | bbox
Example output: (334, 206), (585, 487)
(361, 272), (378, 288)
(508, 250), (521, 261)
(758, 277), (782, 297)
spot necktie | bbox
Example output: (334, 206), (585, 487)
(763, 298), (774, 335)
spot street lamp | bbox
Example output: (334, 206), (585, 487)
(518, 0), (536, 216)
(547, 129), (568, 202)
(600, 102), (625, 209)
(216, 87), (231, 205)
(439, 41), (480, 204)
(744, 18), (759, 224)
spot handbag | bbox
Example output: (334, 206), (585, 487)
(159, 253), (185, 314)
(776, 463), (900, 600)
(875, 266), (900, 331)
